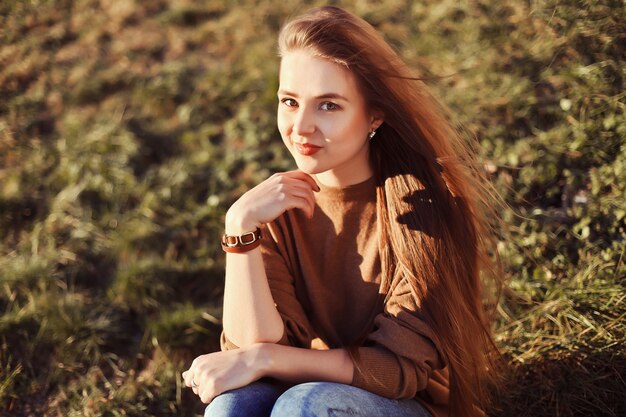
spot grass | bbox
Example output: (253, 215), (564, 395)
(0, 0), (624, 415)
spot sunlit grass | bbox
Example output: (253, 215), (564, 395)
(1, 0), (624, 415)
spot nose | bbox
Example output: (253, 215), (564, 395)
(292, 106), (316, 136)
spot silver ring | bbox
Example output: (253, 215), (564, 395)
(191, 380), (199, 389)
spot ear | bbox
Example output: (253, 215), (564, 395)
(369, 110), (384, 131)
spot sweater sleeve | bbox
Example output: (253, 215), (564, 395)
(220, 217), (321, 351)
(350, 277), (446, 400)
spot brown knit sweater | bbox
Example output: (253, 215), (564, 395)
(221, 175), (450, 417)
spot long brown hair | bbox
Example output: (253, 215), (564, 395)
(279, 6), (503, 417)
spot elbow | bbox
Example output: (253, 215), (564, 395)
(248, 332), (284, 346)
(224, 326), (285, 348)
(396, 363), (431, 399)
(352, 354), (428, 400)
(383, 370), (423, 400)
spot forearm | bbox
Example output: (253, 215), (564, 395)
(222, 248), (285, 347)
(257, 343), (354, 384)
(221, 172), (318, 348)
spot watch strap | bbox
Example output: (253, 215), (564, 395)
(221, 228), (263, 253)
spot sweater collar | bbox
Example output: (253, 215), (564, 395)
(315, 175), (376, 202)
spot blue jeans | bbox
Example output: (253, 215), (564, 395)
(204, 379), (433, 417)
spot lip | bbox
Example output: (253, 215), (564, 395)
(294, 142), (322, 156)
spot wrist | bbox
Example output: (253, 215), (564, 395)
(225, 207), (259, 235)
(245, 343), (275, 379)
(221, 227), (262, 253)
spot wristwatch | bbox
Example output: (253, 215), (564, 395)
(221, 228), (263, 253)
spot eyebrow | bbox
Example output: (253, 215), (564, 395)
(277, 90), (349, 101)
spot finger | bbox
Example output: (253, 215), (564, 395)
(182, 369), (194, 388)
(287, 187), (316, 217)
(200, 390), (215, 404)
(190, 376), (200, 395)
(266, 175), (317, 204)
(278, 179), (317, 207)
(286, 195), (315, 218)
(292, 171), (320, 191)
(283, 170), (320, 191)
(287, 177), (318, 193)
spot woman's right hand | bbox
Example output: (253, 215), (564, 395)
(225, 170), (320, 234)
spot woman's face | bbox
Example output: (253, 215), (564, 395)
(277, 50), (382, 187)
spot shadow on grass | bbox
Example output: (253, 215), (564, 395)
(493, 348), (626, 417)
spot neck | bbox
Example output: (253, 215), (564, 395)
(314, 148), (374, 187)
(314, 166), (373, 188)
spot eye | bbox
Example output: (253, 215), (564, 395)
(320, 102), (339, 111)
(281, 98), (298, 107)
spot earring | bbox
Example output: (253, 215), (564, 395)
(368, 130), (377, 140)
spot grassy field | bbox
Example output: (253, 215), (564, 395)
(0, 0), (624, 416)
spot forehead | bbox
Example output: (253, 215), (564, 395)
(279, 50), (361, 98)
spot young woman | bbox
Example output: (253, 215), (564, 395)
(183, 6), (502, 417)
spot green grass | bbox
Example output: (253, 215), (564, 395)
(1, 0), (624, 415)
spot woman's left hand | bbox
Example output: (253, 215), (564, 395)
(182, 344), (267, 404)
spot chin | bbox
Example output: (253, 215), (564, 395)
(294, 164), (321, 175)
(292, 158), (326, 175)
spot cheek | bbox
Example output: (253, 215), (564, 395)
(276, 117), (293, 149)
(276, 111), (290, 136)
(334, 112), (369, 140)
